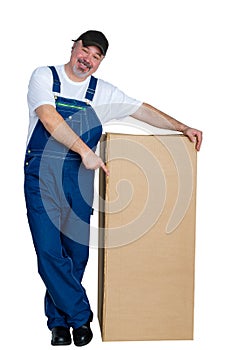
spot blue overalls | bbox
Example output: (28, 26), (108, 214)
(24, 66), (102, 330)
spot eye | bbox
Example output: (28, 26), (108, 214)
(93, 55), (101, 61)
(82, 47), (89, 53)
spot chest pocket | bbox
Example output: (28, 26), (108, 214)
(55, 99), (91, 144)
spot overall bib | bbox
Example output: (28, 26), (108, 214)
(24, 66), (102, 329)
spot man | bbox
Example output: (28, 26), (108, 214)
(24, 30), (202, 347)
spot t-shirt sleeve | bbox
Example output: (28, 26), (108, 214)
(93, 80), (142, 124)
(27, 66), (56, 114)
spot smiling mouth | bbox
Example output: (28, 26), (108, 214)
(77, 58), (92, 70)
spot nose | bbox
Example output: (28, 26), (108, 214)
(83, 51), (92, 62)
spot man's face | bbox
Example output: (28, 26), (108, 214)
(70, 40), (104, 80)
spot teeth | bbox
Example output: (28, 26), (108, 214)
(78, 59), (91, 69)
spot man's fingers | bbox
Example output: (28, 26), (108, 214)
(185, 128), (203, 151)
(192, 131), (202, 151)
(196, 131), (203, 151)
(100, 162), (110, 176)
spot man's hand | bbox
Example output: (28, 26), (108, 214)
(81, 149), (110, 176)
(182, 127), (203, 151)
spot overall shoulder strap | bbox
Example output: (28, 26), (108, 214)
(48, 66), (61, 93)
(85, 76), (98, 102)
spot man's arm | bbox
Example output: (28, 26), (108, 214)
(36, 104), (109, 175)
(131, 102), (202, 151)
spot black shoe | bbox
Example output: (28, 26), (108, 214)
(51, 326), (72, 346)
(72, 314), (93, 347)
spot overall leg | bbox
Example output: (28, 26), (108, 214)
(24, 156), (92, 330)
(60, 161), (94, 346)
(58, 161), (95, 325)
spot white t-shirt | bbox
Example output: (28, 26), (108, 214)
(27, 65), (142, 144)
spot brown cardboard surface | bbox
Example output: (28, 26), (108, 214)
(98, 133), (197, 341)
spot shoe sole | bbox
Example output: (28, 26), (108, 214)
(51, 340), (72, 346)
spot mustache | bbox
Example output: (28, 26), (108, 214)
(78, 58), (92, 69)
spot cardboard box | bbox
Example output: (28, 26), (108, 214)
(98, 133), (197, 341)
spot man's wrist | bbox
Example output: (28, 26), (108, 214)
(70, 137), (91, 159)
(79, 145), (92, 160)
(177, 124), (189, 133)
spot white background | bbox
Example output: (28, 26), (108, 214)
(1, 0), (233, 349)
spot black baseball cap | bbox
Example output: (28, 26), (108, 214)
(72, 30), (109, 56)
